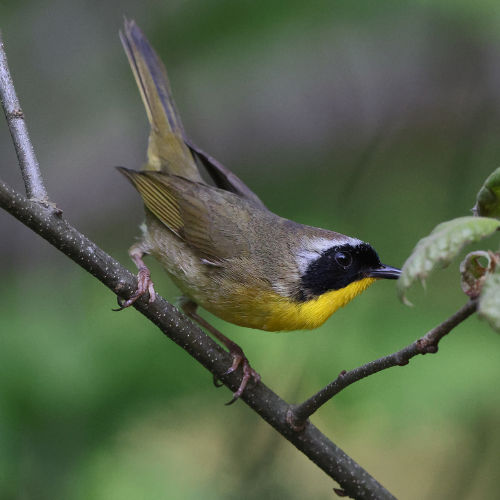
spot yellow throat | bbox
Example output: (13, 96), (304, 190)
(217, 277), (377, 331)
(264, 277), (376, 331)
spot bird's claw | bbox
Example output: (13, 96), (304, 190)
(213, 374), (224, 388)
(224, 351), (261, 405)
(114, 266), (156, 311)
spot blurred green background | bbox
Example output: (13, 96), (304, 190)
(1, 1), (500, 499)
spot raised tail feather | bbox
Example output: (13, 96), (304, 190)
(120, 19), (203, 181)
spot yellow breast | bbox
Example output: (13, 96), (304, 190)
(213, 277), (376, 331)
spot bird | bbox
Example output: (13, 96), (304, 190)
(117, 19), (401, 403)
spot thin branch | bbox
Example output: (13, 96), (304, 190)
(288, 299), (478, 429)
(0, 179), (396, 500)
(0, 31), (48, 201)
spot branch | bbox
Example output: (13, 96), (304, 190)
(0, 180), (396, 500)
(0, 31), (48, 201)
(0, 35), (399, 499)
(0, 29), (474, 500)
(288, 299), (478, 429)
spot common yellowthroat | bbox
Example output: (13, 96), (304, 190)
(118, 20), (400, 402)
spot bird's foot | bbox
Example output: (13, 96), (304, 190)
(115, 266), (156, 310)
(223, 344), (261, 405)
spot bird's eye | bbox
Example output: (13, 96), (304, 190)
(335, 251), (352, 268)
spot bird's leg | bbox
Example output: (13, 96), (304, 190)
(180, 298), (261, 404)
(117, 243), (156, 309)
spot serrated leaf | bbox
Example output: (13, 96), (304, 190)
(478, 270), (500, 333)
(398, 216), (500, 304)
(472, 167), (500, 219)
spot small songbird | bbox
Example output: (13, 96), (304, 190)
(118, 19), (401, 403)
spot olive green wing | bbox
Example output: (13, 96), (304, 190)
(118, 167), (250, 260)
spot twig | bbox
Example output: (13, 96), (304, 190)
(288, 299), (478, 429)
(0, 179), (396, 500)
(0, 31), (48, 201)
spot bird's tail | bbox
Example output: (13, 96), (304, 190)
(120, 19), (202, 182)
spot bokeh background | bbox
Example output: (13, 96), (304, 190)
(1, 1), (500, 499)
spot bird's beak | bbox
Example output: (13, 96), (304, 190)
(366, 264), (401, 280)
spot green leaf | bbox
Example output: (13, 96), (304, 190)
(472, 167), (500, 219)
(478, 270), (500, 333)
(398, 216), (500, 304)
